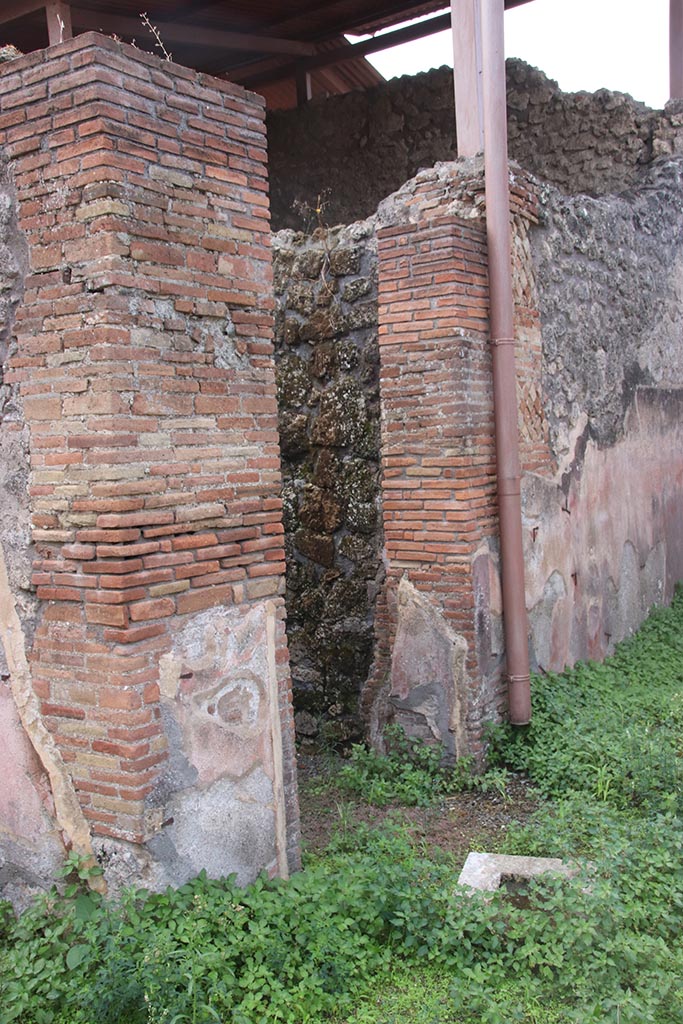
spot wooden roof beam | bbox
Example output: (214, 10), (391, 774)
(236, 11), (451, 86)
(46, 1), (72, 45)
(264, 0), (445, 39)
(68, 8), (316, 56)
(0, 1), (72, 46)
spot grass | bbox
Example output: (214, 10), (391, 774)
(1, 587), (682, 1024)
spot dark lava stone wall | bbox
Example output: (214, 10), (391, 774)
(532, 157), (683, 460)
(272, 223), (383, 748)
(268, 60), (663, 230)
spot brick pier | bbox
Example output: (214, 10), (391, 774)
(0, 34), (299, 883)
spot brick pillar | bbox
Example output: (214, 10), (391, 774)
(367, 165), (543, 760)
(0, 34), (298, 883)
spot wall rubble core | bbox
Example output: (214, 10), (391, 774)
(272, 224), (383, 748)
(0, 34), (299, 899)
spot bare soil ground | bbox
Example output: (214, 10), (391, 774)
(297, 756), (540, 866)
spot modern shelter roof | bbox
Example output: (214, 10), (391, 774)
(1, 0), (533, 108)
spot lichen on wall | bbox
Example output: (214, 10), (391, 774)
(272, 222), (384, 748)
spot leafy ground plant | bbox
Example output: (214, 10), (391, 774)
(488, 585), (683, 815)
(1, 588), (682, 1023)
(333, 722), (510, 806)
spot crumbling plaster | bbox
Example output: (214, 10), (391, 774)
(521, 389), (683, 671)
(484, 157), (683, 674)
(0, 149), (36, 665)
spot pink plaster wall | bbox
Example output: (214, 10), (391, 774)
(0, 680), (64, 883)
(521, 389), (683, 671)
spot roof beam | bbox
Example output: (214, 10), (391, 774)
(236, 11), (451, 87)
(68, 7), (316, 56)
(46, 1), (72, 45)
(0, 0), (50, 26)
(264, 0), (446, 39)
(264, 0), (534, 40)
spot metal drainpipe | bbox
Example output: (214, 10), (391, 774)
(480, 0), (531, 723)
(671, 0), (683, 100)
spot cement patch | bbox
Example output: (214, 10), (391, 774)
(458, 851), (575, 893)
(163, 768), (277, 885)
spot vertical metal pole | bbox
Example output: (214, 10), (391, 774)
(671, 0), (683, 99)
(480, 0), (531, 724)
(452, 0), (485, 155)
(295, 65), (313, 105)
(45, 1), (72, 46)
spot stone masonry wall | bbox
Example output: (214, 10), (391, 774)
(519, 159), (683, 667)
(274, 156), (683, 756)
(0, 34), (299, 896)
(267, 60), (678, 231)
(532, 160), (683, 457)
(272, 224), (383, 749)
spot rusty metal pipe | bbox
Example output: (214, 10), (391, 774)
(480, 0), (531, 724)
(671, 0), (683, 100)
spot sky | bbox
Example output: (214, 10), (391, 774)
(359, 0), (669, 110)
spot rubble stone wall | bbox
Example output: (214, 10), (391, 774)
(267, 60), (681, 231)
(272, 224), (383, 748)
(519, 160), (683, 668)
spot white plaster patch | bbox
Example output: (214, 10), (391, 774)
(387, 577), (468, 759)
(160, 604), (274, 787)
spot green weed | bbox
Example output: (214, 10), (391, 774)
(334, 722), (510, 806)
(2, 589), (682, 1023)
